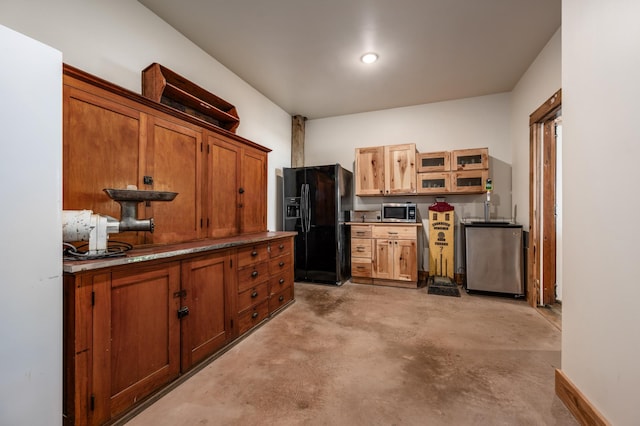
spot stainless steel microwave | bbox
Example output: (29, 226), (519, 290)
(381, 203), (417, 223)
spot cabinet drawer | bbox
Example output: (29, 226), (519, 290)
(269, 286), (293, 313)
(237, 243), (269, 268)
(372, 226), (417, 240)
(352, 260), (372, 277)
(269, 256), (291, 275)
(237, 281), (269, 313)
(269, 238), (292, 258)
(237, 300), (269, 335)
(269, 271), (293, 295)
(351, 238), (372, 258)
(351, 225), (372, 238)
(237, 262), (269, 292)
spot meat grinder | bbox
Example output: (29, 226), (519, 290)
(62, 187), (177, 255)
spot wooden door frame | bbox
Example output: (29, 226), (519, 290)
(528, 89), (561, 307)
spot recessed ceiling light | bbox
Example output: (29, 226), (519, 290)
(361, 52), (379, 64)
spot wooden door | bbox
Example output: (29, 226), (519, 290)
(92, 263), (181, 423)
(542, 119), (557, 305)
(145, 116), (203, 244)
(373, 239), (393, 279)
(181, 251), (233, 372)
(355, 146), (385, 195)
(529, 89), (561, 307)
(207, 134), (241, 238)
(384, 144), (416, 195)
(394, 239), (417, 281)
(240, 146), (267, 234)
(63, 85), (144, 246)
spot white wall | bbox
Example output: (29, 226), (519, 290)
(562, 2), (640, 424)
(0, 0), (292, 232)
(0, 25), (62, 425)
(510, 28), (562, 229)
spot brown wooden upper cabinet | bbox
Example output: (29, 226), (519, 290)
(417, 148), (489, 195)
(207, 133), (267, 238)
(451, 147), (488, 171)
(63, 64), (269, 245)
(355, 143), (416, 196)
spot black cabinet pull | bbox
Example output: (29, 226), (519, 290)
(177, 306), (189, 319)
(279, 295), (284, 302)
(251, 250), (258, 257)
(279, 278), (285, 284)
(251, 291), (258, 298)
(279, 244), (284, 249)
(251, 271), (259, 277)
(239, 187), (245, 194)
(252, 311), (259, 319)
(279, 261), (285, 267)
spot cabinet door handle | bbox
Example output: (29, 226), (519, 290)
(251, 291), (258, 298)
(279, 295), (284, 302)
(252, 311), (259, 319)
(251, 250), (258, 257)
(388, 231), (398, 235)
(279, 244), (284, 249)
(279, 261), (285, 267)
(279, 278), (285, 284)
(251, 271), (259, 277)
(177, 306), (189, 319)
(239, 187), (245, 194)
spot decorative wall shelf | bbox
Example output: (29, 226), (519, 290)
(142, 63), (240, 133)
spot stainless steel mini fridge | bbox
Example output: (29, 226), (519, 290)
(463, 223), (524, 296)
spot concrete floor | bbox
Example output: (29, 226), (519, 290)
(126, 281), (577, 425)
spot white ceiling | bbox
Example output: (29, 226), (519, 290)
(138, 0), (561, 120)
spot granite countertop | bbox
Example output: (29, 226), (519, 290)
(63, 231), (297, 274)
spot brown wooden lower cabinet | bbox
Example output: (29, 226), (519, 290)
(350, 224), (420, 288)
(63, 234), (294, 426)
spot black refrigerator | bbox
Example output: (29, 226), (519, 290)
(283, 164), (352, 285)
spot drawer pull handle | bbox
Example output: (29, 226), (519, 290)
(251, 291), (258, 298)
(388, 232), (398, 235)
(279, 295), (284, 302)
(279, 278), (285, 284)
(252, 311), (259, 319)
(251, 271), (259, 278)
(279, 261), (285, 267)
(356, 247), (365, 252)
(251, 251), (258, 257)
(356, 232), (365, 235)
(279, 244), (284, 249)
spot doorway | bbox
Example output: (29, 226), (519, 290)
(528, 89), (561, 311)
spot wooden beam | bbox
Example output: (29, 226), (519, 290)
(555, 369), (611, 426)
(291, 115), (306, 167)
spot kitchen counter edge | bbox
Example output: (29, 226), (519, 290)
(63, 231), (298, 274)
(346, 222), (423, 226)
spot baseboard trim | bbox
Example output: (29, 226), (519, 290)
(555, 369), (610, 426)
